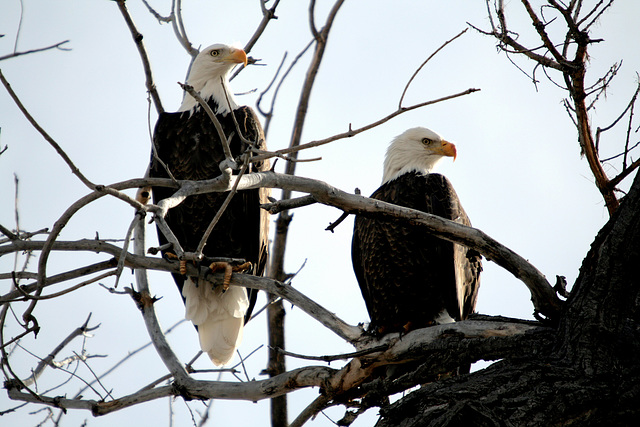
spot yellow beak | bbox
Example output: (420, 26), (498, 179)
(438, 140), (457, 161)
(228, 48), (248, 67)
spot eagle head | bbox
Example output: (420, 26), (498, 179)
(179, 43), (248, 114)
(381, 127), (457, 184)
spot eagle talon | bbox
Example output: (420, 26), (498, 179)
(208, 261), (253, 292)
(402, 321), (414, 334)
(208, 262), (234, 292)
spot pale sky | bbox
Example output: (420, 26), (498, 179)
(1, 1), (639, 426)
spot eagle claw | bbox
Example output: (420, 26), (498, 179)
(208, 261), (252, 292)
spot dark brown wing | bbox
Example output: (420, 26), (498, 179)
(352, 172), (481, 332)
(149, 101), (269, 323)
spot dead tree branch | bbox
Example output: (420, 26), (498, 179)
(2, 169), (562, 321)
(5, 318), (544, 416)
(0, 40), (70, 62)
(115, 0), (164, 115)
(474, 0), (625, 215)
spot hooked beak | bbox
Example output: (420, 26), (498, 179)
(439, 140), (457, 161)
(228, 48), (248, 67)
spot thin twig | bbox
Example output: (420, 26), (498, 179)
(272, 344), (389, 363)
(195, 162), (248, 256)
(115, 0), (164, 114)
(250, 88), (481, 163)
(0, 69), (95, 189)
(398, 28), (468, 108)
(261, 195), (317, 214)
(179, 82), (236, 170)
(21, 314), (99, 387)
(0, 40), (70, 62)
(289, 394), (332, 427)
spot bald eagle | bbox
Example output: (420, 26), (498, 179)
(148, 44), (269, 366)
(351, 127), (481, 334)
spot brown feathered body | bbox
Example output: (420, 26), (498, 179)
(352, 172), (481, 333)
(150, 99), (269, 365)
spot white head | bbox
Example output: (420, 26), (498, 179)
(178, 43), (248, 114)
(381, 127), (457, 184)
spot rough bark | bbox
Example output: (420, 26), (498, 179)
(376, 169), (640, 426)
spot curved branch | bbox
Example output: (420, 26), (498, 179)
(5, 319), (544, 416)
(5, 167), (561, 325)
(0, 237), (362, 344)
(399, 29), (469, 108)
(132, 215), (191, 384)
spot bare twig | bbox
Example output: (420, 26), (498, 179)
(132, 212), (191, 384)
(179, 82), (236, 169)
(244, 0), (282, 55)
(250, 88), (481, 164)
(0, 69), (95, 189)
(261, 195), (317, 214)
(5, 319), (542, 415)
(399, 28), (469, 108)
(195, 162), (248, 256)
(476, 0), (620, 215)
(256, 40), (315, 137)
(115, 0), (164, 114)
(21, 314), (98, 387)
(289, 394), (332, 427)
(272, 344), (389, 363)
(0, 260), (117, 303)
(171, 0), (198, 58)
(0, 40), (70, 62)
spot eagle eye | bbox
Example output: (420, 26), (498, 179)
(210, 49), (221, 57)
(421, 138), (433, 145)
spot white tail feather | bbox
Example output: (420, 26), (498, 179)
(434, 309), (455, 325)
(182, 278), (250, 366)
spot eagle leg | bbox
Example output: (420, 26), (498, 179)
(176, 257), (196, 277)
(208, 261), (253, 292)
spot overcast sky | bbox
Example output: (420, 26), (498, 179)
(1, 1), (639, 426)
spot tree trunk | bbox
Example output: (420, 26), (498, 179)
(376, 170), (640, 426)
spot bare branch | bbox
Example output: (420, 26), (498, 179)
(0, 69), (95, 189)
(244, 0), (282, 55)
(476, 0), (620, 215)
(5, 319), (543, 414)
(115, 0), (164, 114)
(141, 0), (172, 23)
(399, 28), (469, 108)
(250, 88), (481, 164)
(133, 213), (192, 384)
(21, 314), (99, 387)
(3, 168), (562, 320)
(261, 195), (317, 214)
(0, 260), (117, 303)
(179, 82), (236, 170)
(0, 40), (70, 62)
(195, 163), (248, 256)
(273, 344), (390, 363)
(172, 0), (198, 58)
